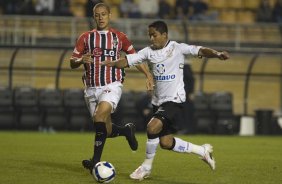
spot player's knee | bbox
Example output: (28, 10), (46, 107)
(147, 125), (157, 135)
(160, 136), (175, 150)
(94, 116), (107, 123)
(94, 103), (112, 122)
(147, 124), (163, 135)
(94, 111), (109, 122)
(146, 118), (162, 134)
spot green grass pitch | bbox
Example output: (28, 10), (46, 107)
(0, 131), (282, 184)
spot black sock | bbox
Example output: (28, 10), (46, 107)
(109, 123), (127, 137)
(92, 122), (107, 164)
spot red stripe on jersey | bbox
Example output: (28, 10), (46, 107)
(115, 35), (122, 82)
(105, 32), (112, 84)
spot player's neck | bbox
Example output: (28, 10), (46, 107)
(97, 26), (110, 31)
(159, 40), (170, 49)
(97, 27), (110, 33)
(151, 40), (170, 50)
(162, 40), (170, 48)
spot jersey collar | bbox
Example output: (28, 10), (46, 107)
(163, 40), (170, 48)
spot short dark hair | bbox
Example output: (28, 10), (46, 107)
(93, 3), (111, 13)
(148, 21), (168, 34)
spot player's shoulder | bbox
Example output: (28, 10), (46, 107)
(165, 40), (183, 50)
(169, 40), (183, 47)
(78, 29), (96, 37)
(110, 28), (128, 38)
(144, 45), (154, 52)
(175, 41), (194, 49)
(84, 29), (96, 34)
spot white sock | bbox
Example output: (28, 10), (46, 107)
(172, 137), (205, 157)
(142, 138), (159, 170)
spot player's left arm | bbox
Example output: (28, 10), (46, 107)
(135, 63), (154, 91)
(122, 33), (154, 91)
(198, 47), (230, 60)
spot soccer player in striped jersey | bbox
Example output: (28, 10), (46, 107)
(69, 3), (154, 174)
(102, 20), (229, 180)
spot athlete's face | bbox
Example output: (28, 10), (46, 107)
(93, 6), (111, 30)
(148, 27), (168, 49)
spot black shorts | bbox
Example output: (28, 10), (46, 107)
(152, 101), (184, 136)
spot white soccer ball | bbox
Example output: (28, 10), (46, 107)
(93, 161), (116, 183)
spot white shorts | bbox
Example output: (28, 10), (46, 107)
(84, 82), (123, 117)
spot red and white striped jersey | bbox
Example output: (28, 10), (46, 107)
(71, 28), (135, 87)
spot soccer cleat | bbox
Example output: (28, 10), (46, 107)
(82, 159), (96, 174)
(124, 123), (138, 151)
(129, 166), (151, 180)
(201, 144), (216, 170)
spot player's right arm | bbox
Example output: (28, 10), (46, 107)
(70, 53), (93, 69)
(69, 32), (93, 69)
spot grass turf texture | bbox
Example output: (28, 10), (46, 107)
(0, 131), (281, 184)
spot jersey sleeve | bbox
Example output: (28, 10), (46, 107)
(71, 32), (88, 59)
(179, 43), (202, 56)
(120, 33), (136, 54)
(126, 47), (149, 67)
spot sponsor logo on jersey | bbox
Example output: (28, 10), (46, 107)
(104, 50), (115, 57)
(155, 74), (176, 81)
(156, 64), (165, 74)
(93, 47), (103, 56)
(155, 63), (175, 81)
(93, 47), (115, 57)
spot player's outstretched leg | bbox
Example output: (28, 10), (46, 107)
(124, 123), (138, 151)
(130, 165), (151, 181)
(171, 138), (215, 170)
(201, 144), (216, 170)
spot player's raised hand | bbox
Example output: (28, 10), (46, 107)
(81, 52), (93, 64)
(217, 51), (229, 60)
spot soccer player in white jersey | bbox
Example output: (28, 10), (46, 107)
(101, 20), (229, 180)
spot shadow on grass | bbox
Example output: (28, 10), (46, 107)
(30, 160), (80, 173)
(29, 160), (97, 183)
(118, 172), (200, 184)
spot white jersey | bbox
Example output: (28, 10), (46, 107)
(126, 40), (201, 106)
